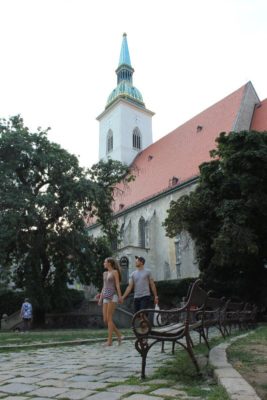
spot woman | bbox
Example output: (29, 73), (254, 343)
(98, 257), (124, 346)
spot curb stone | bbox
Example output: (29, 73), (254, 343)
(209, 333), (261, 400)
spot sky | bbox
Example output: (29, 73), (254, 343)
(0, 0), (267, 168)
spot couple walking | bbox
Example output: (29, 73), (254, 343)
(98, 256), (158, 346)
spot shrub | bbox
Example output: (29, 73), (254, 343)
(156, 278), (195, 307)
(0, 290), (25, 318)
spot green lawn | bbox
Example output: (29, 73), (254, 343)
(227, 324), (267, 400)
(0, 328), (133, 348)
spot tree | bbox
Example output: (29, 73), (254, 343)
(0, 115), (131, 322)
(163, 131), (267, 303)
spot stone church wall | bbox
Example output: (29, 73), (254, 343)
(88, 180), (200, 283)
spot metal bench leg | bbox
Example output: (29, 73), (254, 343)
(161, 341), (165, 353)
(172, 341), (175, 354)
(135, 338), (149, 379)
(185, 335), (200, 374)
(141, 352), (147, 379)
(199, 327), (210, 350)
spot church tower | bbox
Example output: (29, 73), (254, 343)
(97, 33), (154, 166)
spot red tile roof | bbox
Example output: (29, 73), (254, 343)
(113, 84), (251, 212)
(250, 99), (267, 131)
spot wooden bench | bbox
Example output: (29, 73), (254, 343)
(224, 301), (245, 334)
(132, 279), (209, 378)
(132, 279), (258, 378)
(239, 303), (258, 329)
(227, 302), (258, 332)
(200, 295), (230, 341)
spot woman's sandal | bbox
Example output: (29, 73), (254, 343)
(118, 335), (125, 345)
(103, 341), (112, 347)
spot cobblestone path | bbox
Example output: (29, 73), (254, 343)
(0, 338), (211, 399)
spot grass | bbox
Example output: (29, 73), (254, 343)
(144, 338), (231, 399)
(227, 324), (267, 399)
(227, 325), (267, 366)
(0, 328), (133, 349)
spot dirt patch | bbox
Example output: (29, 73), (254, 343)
(231, 344), (267, 400)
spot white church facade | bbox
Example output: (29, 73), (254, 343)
(88, 33), (267, 284)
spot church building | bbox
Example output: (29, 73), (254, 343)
(88, 33), (267, 284)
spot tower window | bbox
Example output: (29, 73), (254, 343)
(132, 127), (141, 150)
(107, 129), (113, 153)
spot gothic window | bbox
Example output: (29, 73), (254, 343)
(107, 129), (113, 153)
(111, 237), (118, 251)
(164, 262), (171, 280)
(119, 223), (125, 247)
(175, 235), (181, 278)
(138, 217), (146, 248)
(132, 127), (141, 150)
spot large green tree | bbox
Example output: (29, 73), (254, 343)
(0, 116), (131, 322)
(163, 131), (267, 303)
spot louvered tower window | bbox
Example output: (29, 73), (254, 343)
(107, 129), (113, 153)
(132, 127), (141, 150)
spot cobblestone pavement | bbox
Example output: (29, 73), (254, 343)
(0, 338), (210, 400)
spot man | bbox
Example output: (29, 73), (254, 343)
(20, 298), (33, 332)
(122, 256), (158, 313)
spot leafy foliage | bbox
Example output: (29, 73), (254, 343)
(163, 131), (267, 303)
(156, 278), (195, 307)
(0, 116), (131, 322)
(0, 290), (25, 317)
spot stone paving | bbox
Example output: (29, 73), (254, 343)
(0, 338), (208, 400)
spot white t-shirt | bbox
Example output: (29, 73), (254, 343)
(130, 269), (151, 298)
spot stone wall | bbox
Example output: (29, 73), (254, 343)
(45, 300), (132, 329)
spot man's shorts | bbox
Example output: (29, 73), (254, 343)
(134, 295), (151, 313)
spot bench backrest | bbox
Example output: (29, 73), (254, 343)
(182, 279), (208, 326)
(186, 279), (208, 309)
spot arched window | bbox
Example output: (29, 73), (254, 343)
(175, 234), (181, 277)
(138, 217), (146, 248)
(132, 127), (141, 150)
(119, 223), (125, 247)
(107, 129), (113, 153)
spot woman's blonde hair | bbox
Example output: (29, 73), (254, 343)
(106, 257), (122, 282)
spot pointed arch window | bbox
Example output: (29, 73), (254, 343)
(138, 217), (146, 248)
(175, 234), (181, 278)
(132, 127), (141, 150)
(107, 129), (113, 154)
(119, 223), (125, 247)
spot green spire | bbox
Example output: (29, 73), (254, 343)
(118, 33), (131, 67)
(105, 33), (145, 109)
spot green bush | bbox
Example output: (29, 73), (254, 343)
(0, 290), (25, 317)
(47, 288), (85, 313)
(156, 278), (195, 307)
(120, 278), (196, 308)
(0, 288), (85, 319)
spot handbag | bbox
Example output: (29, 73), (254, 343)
(153, 304), (162, 326)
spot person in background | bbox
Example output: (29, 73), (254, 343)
(122, 256), (158, 313)
(20, 298), (33, 332)
(98, 257), (124, 346)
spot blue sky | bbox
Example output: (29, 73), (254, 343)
(0, 0), (266, 168)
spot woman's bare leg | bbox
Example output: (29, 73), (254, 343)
(107, 302), (122, 345)
(102, 303), (112, 346)
(102, 303), (108, 326)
